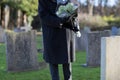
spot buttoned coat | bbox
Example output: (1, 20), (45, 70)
(38, 0), (75, 64)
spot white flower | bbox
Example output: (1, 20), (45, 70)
(56, 3), (78, 17)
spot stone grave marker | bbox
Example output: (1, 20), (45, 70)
(5, 30), (39, 72)
(85, 30), (111, 67)
(101, 36), (120, 80)
(20, 26), (32, 32)
(75, 27), (91, 51)
(117, 28), (120, 35)
(0, 26), (5, 43)
(111, 26), (118, 36)
(14, 27), (25, 32)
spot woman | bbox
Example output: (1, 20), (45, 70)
(38, 0), (76, 80)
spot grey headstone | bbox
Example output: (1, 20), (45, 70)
(117, 28), (120, 35)
(14, 28), (25, 32)
(101, 36), (120, 80)
(84, 26), (91, 32)
(111, 26), (118, 36)
(0, 26), (5, 43)
(86, 30), (111, 67)
(75, 27), (91, 51)
(20, 26), (32, 32)
(5, 30), (39, 72)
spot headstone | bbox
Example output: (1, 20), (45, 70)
(14, 27), (25, 32)
(0, 26), (5, 43)
(86, 30), (111, 67)
(75, 29), (85, 51)
(101, 36), (120, 80)
(20, 26), (32, 32)
(75, 27), (91, 51)
(117, 28), (120, 35)
(111, 26), (118, 36)
(5, 30), (39, 72)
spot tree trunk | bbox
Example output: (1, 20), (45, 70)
(4, 5), (10, 30)
(23, 13), (28, 26)
(17, 9), (23, 28)
(0, 6), (1, 23)
(98, 0), (102, 15)
(1, 6), (5, 28)
(87, 0), (94, 16)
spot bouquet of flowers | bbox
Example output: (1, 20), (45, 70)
(56, 3), (81, 37)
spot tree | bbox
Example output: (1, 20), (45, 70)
(116, 0), (120, 7)
(18, 0), (38, 17)
(86, 0), (94, 15)
(0, 0), (38, 28)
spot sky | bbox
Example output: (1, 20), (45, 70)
(107, 0), (116, 6)
(78, 0), (117, 6)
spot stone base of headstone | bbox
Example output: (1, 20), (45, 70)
(101, 36), (120, 80)
(5, 30), (39, 72)
(81, 63), (88, 67)
(85, 30), (111, 67)
(39, 62), (48, 69)
(37, 48), (43, 53)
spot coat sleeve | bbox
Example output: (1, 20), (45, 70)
(38, 0), (62, 28)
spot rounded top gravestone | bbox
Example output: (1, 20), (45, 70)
(111, 26), (118, 36)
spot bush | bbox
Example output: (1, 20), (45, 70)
(78, 13), (108, 29)
(103, 15), (120, 27)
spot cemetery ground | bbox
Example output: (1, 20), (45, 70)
(0, 35), (100, 80)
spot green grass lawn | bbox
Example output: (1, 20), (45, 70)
(0, 35), (100, 80)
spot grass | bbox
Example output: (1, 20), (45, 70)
(0, 35), (100, 80)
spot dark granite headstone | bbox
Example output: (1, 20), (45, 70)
(86, 30), (111, 67)
(5, 30), (39, 72)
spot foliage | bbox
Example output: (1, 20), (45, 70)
(18, 0), (38, 16)
(103, 15), (120, 27)
(0, 0), (38, 17)
(103, 15), (116, 22)
(78, 13), (108, 29)
(0, 0), (38, 26)
(0, 0), (18, 9)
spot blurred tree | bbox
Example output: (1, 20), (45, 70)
(86, 0), (94, 15)
(0, 0), (38, 28)
(0, 0), (38, 17)
(18, 0), (38, 17)
(0, 0), (3, 24)
(116, 0), (120, 7)
(18, 0), (38, 26)
(115, 0), (120, 16)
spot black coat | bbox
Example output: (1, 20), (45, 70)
(38, 0), (75, 64)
